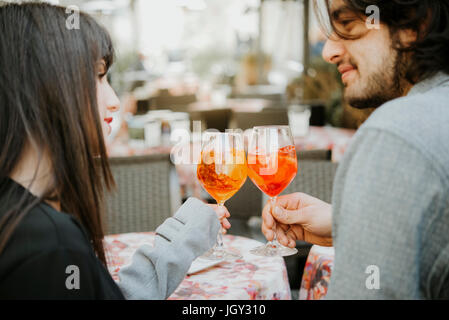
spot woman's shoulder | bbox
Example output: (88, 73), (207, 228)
(0, 198), (123, 299)
(0, 178), (93, 257)
(18, 202), (94, 254)
(0, 201), (97, 276)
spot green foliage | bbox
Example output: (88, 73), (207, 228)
(287, 57), (344, 127)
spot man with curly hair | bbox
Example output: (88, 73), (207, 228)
(261, 0), (449, 299)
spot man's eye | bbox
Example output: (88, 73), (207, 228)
(337, 17), (358, 28)
(341, 20), (353, 26)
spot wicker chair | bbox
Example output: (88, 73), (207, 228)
(282, 149), (337, 203)
(226, 179), (263, 220)
(104, 154), (180, 235)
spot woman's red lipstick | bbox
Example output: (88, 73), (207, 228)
(104, 117), (113, 124)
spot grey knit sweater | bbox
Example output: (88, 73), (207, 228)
(327, 73), (449, 299)
(117, 197), (220, 299)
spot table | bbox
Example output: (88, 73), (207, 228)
(299, 245), (334, 300)
(105, 232), (291, 300)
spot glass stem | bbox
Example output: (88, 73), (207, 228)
(269, 196), (278, 248)
(215, 202), (225, 253)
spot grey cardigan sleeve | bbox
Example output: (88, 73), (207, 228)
(327, 128), (449, 299)
(116, 197), (220, 300)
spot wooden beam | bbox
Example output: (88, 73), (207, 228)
(303, 0), (310, 73)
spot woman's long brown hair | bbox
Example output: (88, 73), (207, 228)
(0, 3), (116, 265)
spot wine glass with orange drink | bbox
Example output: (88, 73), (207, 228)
(247, 126), (298, 256)
(197, 131), (247, 260)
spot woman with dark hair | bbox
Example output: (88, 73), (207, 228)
(0, 2), (227, 299)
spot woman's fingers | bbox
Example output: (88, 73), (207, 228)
(208, 204), (231, 220)
(221, 217), (231, 229)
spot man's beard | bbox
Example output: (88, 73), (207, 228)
(345, 50), (410, 109)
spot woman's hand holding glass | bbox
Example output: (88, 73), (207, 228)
(261, 192), (333, 247)
(208, 204), (231, 232)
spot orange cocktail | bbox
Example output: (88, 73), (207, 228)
(197, 131), (247, 261)
(247, 145), (297, 197)
(197, 149), (247, 204)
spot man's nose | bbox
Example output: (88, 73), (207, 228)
(322, 36), (346, 65)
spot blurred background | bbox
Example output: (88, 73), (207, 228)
(55, 0), (373, 145)
(42, 0), (374, 298)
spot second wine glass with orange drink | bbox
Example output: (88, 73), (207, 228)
(247, 126), (298, 256)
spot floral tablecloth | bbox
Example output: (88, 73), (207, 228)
(299, 245), (335, 300)
(104, 232), (291, 300)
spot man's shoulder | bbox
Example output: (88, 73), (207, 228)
(358, 83), (449, 172)
(364, 83), (449, 133)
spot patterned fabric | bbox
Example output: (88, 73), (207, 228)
(104, 232), (291, 300)
(299, 246), (334, 300)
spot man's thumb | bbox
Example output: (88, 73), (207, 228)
(272, 206), (307, 225)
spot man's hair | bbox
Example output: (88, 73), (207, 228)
(315, 0), (449, 84)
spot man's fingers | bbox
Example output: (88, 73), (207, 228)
(262, 204), (274, 229)
(286, 228), (298, 248)
(279, 228), (299, 248)
(275, 224), (289, 247)
(261, 223), (274, 241)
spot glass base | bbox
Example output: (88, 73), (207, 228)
(250, 241), (298, 257)
(199, 247), (242, 261)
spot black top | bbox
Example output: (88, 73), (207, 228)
(0, 177), (125, 299)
